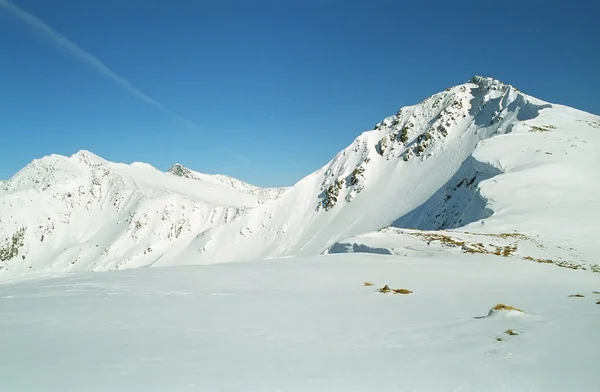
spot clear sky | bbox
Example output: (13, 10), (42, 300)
(1, 0), (599, 187)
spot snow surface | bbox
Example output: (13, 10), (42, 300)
(1, 254), (599, 391)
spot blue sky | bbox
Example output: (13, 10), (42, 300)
(1, 0), (599, 187)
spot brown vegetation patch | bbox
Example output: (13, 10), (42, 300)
(409, 232), (465, 247)
(405, 231), (523, 258)
(462, 242), (487, 254)
(494, 244), (517, 257)
(493, 304), (524, 313)
(529, 125), (555, 132)
(462, 231), (529, 240)
(378, 285), (391, 294)
(522, 256), (590, 272)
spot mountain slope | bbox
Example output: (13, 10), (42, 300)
(157, 76), (600, 267)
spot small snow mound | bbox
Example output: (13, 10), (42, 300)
(486, 303), (526, 317)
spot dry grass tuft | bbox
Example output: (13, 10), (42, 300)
(409, 232), (465, 247)
(529, 125), (555, 133)
(378, 285), (412, 295)
(523, 256), (552, 264)
(493, 304), (524, 313)
(462, 231), (529, 240)
(522, 256), (587, 271)
(408, 231), (521, 258)
(569, 294), (585, 298)
(504, 329), (518, 336)
(378, 285), (391, 294)
(462, 242), (487, 254)
(596, 300), (600, 305)
(396, 230), (536, 260)
(494, 244), (517, 257)
(363, 281), (374, 287)
(392, 288), (413, 295)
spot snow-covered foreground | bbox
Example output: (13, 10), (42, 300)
(1, 76), (599, 390)
(1, 254), (599, 391)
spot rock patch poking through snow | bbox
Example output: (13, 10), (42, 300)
(486, 304), (525, 317)
(376, 284), (413, 295)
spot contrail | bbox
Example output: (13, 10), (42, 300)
(0, 0), (199, 130)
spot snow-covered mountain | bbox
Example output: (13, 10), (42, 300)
(0, 151), (275, 276)
(158, 76), (600, 270)
(1, 76), (599, 278)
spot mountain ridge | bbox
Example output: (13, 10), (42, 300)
(166, 163), (289, 203)
(2, 76), (599, 278)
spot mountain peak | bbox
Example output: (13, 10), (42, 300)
(167, 163), (193, 178)
(468, 75), (510, 91)
(69, 150), (107, 166)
